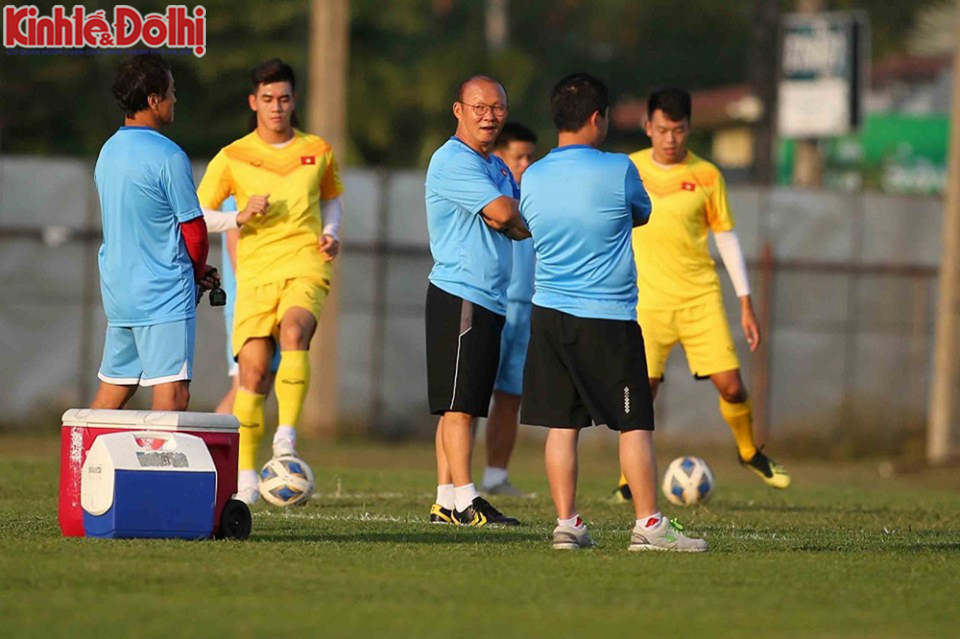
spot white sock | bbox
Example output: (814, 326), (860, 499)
(436, 484), (455, 510)
(482, 466), (508, 488)
(274, 425), (296, 443)
(238, 469), (259, 491)
(454, 483), (479, 512)
(558, 514), (585, 530)
(636, 512), (663, 530)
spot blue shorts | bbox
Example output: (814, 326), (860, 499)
(494, 300), (532, 396)
(98, 318), (195, 387)
(225, 312), (281, 377)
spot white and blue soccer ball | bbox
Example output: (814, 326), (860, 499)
(259, 455), (315, 507)
(662, 456), (715, 506)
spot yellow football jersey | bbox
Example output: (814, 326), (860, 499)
(197, 129), (344, 286)
(629, 148), (734, 309)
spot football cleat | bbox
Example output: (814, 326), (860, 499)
(272, 436), (297, 459)
(429, 503), (454, 525)
(235, 471), (260, 506)
(553, 519), (595, 550)
(628, 517), (707, 552)
(739, 448), (791, 489)
(612, 482), (632, 503)
(453, 496), (520, 527)
(235, 486), (260, 506)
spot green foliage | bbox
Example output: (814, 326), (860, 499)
(830, 0), (949, 60)
(349, 0), (754, 164)
(0, 0), (309, 158)
(0, 0), (948, 164)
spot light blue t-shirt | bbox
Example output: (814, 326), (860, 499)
(219, 196), (238, 316)
(425, 136), (518, 315)
(507, 238), (535, 304)
(520, 145), (652, 321)
(95, 126), (203, 326)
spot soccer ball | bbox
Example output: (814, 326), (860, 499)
(661, 456), (715, 506)
(258, 455), (315, 507)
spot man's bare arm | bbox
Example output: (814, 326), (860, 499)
(480, 195), (531, 240)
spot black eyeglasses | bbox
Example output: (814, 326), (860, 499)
(458, 101), (508, 117)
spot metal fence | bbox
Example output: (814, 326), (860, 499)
(0, 157), (945, 451)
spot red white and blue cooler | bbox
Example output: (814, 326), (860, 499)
(59, 409), (249, 539)
(82, 431), (217, 539)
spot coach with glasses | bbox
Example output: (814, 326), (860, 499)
(423, 75), (530, 528)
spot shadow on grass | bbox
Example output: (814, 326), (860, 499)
(722, 503), (894, 515)
(793, 541), (960, 552)
(249, 529), (545, 544)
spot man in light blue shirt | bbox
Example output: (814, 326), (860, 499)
(520, 73), (706, 552)
(91, 55), (218, 411)
(424, 75), (530, 528)
(482, 122), (538, 497)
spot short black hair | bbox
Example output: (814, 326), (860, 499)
(494, 122), (537, 150)
(647, 87), (691, 122)
(550, 73), (609, 133)
(251, 58), (296, 93)
(248, 58), (299, 130)
(112, 55), (172, 118)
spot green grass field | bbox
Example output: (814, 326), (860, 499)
(1, 434), (958, 638)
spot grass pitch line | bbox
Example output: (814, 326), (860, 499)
(306, 477), (432, 501)
(309, 491), (431, 500)
(257, 510), (421, 524)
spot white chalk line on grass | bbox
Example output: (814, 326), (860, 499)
(257, 510), (793, 536)
(310, 491), (432, 501)
(255, 513), (799, 543)
(257, 510), (420, 524)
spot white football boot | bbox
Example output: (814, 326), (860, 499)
(552, 518), (596, 550)
(272, 433), (297, 458)
(628, 517), (708, 552)
(235, 470), (260, 506)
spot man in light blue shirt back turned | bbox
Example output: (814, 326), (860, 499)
(482, 122), (539, 498)
(519, 72), (707, 552)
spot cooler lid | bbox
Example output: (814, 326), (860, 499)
(62, 409), (239, 432)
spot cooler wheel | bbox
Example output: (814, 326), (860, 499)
(217, 499), (252, 540)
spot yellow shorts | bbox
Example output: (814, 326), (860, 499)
(638, 296), (739, 380)
(232, 276), (329, 357)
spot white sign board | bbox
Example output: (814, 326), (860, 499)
(778, 12), (868, 138)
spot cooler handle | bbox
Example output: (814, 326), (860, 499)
(129, 431), (177, 451)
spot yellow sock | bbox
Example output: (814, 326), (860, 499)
(618, 472), (629, 488)
(719, 397), (757, 461)
(275, 349), (310, 430)
(234, 388), (266, 471)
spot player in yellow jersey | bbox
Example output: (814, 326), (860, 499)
(197, 59), (345, 505)
(613, 87), (790, 501)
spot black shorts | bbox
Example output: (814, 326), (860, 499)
(425, 283), (505, 417)
(521, 305), (654, 432)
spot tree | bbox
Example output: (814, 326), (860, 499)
(0, 0), (946, 164)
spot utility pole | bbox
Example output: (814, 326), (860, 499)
(485, 0), (508, 53)
(302, 0), (349, 439)
(792, 0), (824, 188)
(749, 0), (781, 185)
(927, 0), (960, 464)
